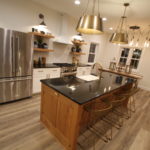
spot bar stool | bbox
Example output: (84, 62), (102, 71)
(78, 97), (113, 150)
(104, 87), (140, 129)
(103, 95), (127, 129)
(120, 87), (140, 118)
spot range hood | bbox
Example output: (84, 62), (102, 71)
(53, 14), (72, 45)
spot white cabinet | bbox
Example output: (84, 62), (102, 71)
(33, 68), (61, 94)
(49, 68), (61, 79)
(77, 67), (92, 76)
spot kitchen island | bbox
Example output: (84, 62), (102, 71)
(40, 72), (135, 150)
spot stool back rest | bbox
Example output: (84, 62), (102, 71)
(84, 96), (112, 125)
(123, 87), (140, 97)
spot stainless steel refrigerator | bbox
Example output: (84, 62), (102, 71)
(0, 28), (33, 104)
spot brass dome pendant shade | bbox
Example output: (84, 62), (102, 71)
(76, 0), (103, 34)
(110, 29), (128, 44)
(76, 15), (103, 34)
(110, 3), (129, 44)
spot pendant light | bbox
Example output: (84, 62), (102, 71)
(128, 25), (150, 48)
(39, 13), (47, 27)
(110, 3), (129, 44)
(129, 26), (140, 47)
(76, 0), (103, 34)
(72, 33), (83, 41)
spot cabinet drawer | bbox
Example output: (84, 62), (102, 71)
(33, 69), (47, 77)
(50, 68), (61, 79)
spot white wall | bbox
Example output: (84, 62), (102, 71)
(0, 0), (76, 63)
(138, 47), (150, 90)
(98, 33), (150, 91)
(0, 0), (106, 64)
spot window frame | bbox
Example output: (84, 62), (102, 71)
(87, 42), (98, 65)
(118, 47), (143, 72)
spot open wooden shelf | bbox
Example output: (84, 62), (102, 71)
(34, 48), (54, 52)
(71, 52), (86, 55)
(72, 41), (87, 46)
(29, 32), (55, 39)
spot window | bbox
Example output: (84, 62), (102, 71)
(88, 43), (97, 63)
(119, 48), (130, 66)
(130, 49), (142, 69)
(119, 47), (142, 70)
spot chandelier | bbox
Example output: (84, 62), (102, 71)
(129, 25), (150, 48)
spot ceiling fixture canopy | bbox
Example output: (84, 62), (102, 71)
(76, 0), (103, 34)
(110, 3), (129, 44)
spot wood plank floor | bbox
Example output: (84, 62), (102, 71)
(0, 89), (150, 150)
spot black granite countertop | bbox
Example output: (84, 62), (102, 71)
(41, 72), (135, 105)
(34, 64), (60, 69)
(34, 63), (91, 69)
(77, 64), (92, 67)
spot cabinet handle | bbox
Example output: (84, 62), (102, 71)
(54, 92), (58, 96)
(38, 71), (43, 72)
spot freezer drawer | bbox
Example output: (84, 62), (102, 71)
(0, 78), (32, 103)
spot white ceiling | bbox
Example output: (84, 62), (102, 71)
(32, 0), (150, 31)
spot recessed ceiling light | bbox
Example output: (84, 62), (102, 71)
(109, 27), (113, 30)
(102, 17), (107, 21)
(74, 0), (80, 5)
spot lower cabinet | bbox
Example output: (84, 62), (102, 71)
(33, 76), (46, 94)
(41, 84), (81, 150)
(33, 68), (61, 94)
(41, 85), (59, 127)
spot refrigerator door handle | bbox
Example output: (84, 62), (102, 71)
(12, 36), (15, 74)
(15, 36), (20, 74)
(0, 77), (32, 83)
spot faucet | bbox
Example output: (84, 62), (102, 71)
(92, 62), (103, 70)
(92, 63), (103, 78)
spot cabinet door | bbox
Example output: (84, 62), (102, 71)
(41, 85), (59, 127)
(33, 69), (46, 77)
(33, 69), (47, 94)
(56, 95), (78, 139)
(33, 76), (45, 93)
(50, 68), (61, 79)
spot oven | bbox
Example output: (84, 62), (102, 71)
(53, 63), (77, 77)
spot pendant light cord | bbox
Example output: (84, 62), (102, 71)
(98, 0), (100, 16)
(92, 0), (96, 15)
(119, 4), (129, 32)
(83, 0), (90, 15)
(82, 0), (101, 16)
